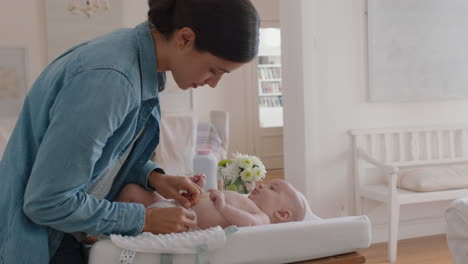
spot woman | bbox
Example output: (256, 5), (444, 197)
(0, 0), (260, 263)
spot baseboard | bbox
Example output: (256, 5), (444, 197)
(371, 216), (447, 244)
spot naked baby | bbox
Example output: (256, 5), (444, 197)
(117, 174), (308, 230)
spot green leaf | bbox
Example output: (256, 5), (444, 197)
(218, 159), (232, 167)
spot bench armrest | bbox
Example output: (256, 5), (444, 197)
(356, 147), (399, 176)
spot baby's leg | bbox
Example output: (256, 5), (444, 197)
(116, 183), (164, 208)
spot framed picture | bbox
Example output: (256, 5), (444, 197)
(368, 0), (468, 102)
(0, 47), (27, 116)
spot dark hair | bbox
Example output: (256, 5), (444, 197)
(148, 0), (260, 63)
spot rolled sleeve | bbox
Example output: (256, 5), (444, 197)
(133, 160), (165, 191)
(114, 202), (146, 236)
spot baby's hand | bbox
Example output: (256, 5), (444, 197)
(190, 173), (206, 189)
(208, 189), (226, 210)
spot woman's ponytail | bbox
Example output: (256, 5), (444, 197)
(147, 0), (177, 36)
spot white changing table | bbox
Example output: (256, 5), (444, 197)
(88, 216), (371, 264)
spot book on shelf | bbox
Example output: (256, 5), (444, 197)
(260, 81), (282, 94)
(259, 95), (283, 108)
(258, 66), (281, 80)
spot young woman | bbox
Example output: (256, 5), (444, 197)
(0, 0), (260, 263)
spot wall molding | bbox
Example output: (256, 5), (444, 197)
(371, 216), (447, 243)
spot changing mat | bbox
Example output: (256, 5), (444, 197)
(88, 215), (371, 264)
(110, 226), (228, 254)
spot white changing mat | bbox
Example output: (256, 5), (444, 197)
(110, 226), (226, 254)
(88, 216), (371, 264)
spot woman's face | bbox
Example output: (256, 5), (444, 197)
(169, 28), (245, 90)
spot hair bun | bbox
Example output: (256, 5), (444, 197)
(147, 0), (177, 35)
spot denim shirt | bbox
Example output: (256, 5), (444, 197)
(0, 22), (166, 264)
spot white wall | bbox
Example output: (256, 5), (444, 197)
(0, 0), (47, 94)
(282, 0), (468, 243)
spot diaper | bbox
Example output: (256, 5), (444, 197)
(147, 200), (198, 227)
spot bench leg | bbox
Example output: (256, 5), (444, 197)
(388, 202), (400, 263)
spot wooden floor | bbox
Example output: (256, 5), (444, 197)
(359, 234), (453, 264)
(264, 170), (454, 264)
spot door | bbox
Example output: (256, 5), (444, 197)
(250, 24), (284, 169)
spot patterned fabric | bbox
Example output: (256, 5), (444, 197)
(119, 249), (136, 264)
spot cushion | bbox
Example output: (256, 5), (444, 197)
(397, 164), (468, 192)
(152, 114), (197, 176)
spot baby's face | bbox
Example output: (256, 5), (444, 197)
(248, 179), (303, 222)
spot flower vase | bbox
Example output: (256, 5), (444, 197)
(222, 179), (255, 195)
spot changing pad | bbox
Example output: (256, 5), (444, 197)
(110, 226), (226, 254)
(88, 215), (371, 264)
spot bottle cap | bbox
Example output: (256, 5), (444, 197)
(197, 149), (212, 155)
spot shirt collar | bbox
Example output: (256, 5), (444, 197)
(135, 21), (166, 101)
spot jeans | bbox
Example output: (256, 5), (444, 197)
(49, 234), (87, 264)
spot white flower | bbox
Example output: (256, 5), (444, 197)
(253, 167), (265, 181)
(232, 154), (243, 167)
(232, 155), (254, 170)
(251, 155), (263, 167)
(223, 163), (241, 181)
(241, 157), (254, 169)
(240, 168), (254, 181)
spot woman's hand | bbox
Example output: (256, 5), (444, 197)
(208, 189), (226, 210)
(143, 207), (197, 234)
(148, 171), (202, 208)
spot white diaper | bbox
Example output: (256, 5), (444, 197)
(147, 199), (183, 209)
(147, 199), (197, 225)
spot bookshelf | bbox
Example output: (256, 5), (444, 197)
(257, 61), (283, 127)
(258, 64), (282, 108)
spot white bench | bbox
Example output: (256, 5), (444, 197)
(349, 125), (468, 262)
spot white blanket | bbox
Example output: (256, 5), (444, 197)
(89, 216), (371, 264)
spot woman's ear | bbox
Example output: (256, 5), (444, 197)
(273, 210), (292, 223)
(175, 27), (196, 50)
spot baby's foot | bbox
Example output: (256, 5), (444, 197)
(191, 173), (206, 189)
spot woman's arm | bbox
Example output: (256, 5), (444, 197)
(23, 69), (144, 236)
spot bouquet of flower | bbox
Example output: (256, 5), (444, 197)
(217, 153), (267, 194)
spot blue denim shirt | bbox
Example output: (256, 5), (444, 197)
(0, 22), (166, 263)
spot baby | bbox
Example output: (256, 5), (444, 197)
(116, 174), (308, 230)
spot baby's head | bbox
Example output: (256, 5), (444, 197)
(248, 179), (307, 223)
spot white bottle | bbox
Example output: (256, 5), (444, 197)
(193, 149), (218, 191)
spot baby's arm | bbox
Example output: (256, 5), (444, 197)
(208, 189), (269, 227)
